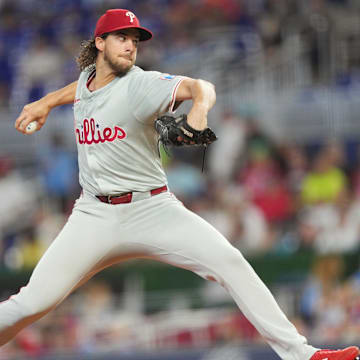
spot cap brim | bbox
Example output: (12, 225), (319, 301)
(137, 27), (153, 41)
(99, 26), (152, 41)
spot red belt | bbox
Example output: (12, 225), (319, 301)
(96, 185), (167, 205)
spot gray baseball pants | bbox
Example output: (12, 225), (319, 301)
(0, 191), (318, 360)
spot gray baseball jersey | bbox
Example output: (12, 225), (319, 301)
(74, 65), (184, 195)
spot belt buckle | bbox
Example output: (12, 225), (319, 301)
(107, 195), (113, 204)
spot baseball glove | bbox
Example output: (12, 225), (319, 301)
(155, 114), (217, 150)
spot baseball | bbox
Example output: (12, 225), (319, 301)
(25, 121), (38, 134)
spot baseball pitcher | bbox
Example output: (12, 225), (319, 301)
(2, 8), (359, 360)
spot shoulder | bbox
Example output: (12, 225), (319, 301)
(129, 66), (181, 82)
(127, 67), (159, 92)
(129, 66), (160, 80)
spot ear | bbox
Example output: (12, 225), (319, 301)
(95, 37), (105, 52)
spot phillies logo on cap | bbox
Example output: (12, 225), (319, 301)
(94, 9), (153, 41)
(126, 11), (135, 23)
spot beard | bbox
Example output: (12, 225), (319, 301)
(104, 49), (135, 77)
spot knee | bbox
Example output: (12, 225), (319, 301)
(0, 295), (43, 329)
(10, 287), (56, 317)
(202, 246), (249, 282)
(213, 245), (247, 268)
(213, 246), (253, 279)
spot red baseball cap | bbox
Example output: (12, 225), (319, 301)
(94, 9), (153, 41)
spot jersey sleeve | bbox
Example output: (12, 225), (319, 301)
(129, 71), (185, 124)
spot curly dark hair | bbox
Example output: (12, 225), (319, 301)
(76, 34), (108, 71)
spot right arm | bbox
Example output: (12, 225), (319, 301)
(15, 80), (78, 134)
(175, 78), (216, 130)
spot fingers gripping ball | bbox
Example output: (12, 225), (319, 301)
(25, 121), (38, 134)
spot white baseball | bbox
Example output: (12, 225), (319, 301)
(25, 121), (38, 134)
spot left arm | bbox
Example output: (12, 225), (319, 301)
(175, 78), (216, 130)
(15, 81), (78, 134)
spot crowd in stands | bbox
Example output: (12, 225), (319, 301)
(1, 0), (360, 358)
(177, 112), (360, 257)
(1, 0), (360, 107)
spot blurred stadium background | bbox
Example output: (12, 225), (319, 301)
(1, 0), (360, 359)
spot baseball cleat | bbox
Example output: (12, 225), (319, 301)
(310, 346), (360, 360)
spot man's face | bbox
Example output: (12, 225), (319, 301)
(100, 28), (140, 76)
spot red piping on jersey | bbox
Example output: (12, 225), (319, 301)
(86, 70), (96, 90)
(169, 78), (185, 113)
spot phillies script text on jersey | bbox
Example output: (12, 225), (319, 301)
(76, 118), (127, 145)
